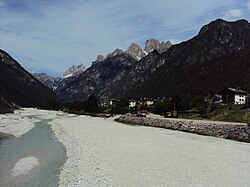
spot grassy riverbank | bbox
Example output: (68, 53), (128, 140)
(179, 105), (250, 123)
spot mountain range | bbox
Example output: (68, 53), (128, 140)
(33, 38), (172, 101)
(55, 19), (250, 101)
(1, 18), (250, 112)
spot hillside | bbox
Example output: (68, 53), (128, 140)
(57, 53), (138, 101)
(130, 19), (250, 98)
(0, 49), (57, 107)
(0, 95), (14, 114)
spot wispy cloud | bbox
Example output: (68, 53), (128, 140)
(224, 9), (243, 19)
(0, 0), (249, 76)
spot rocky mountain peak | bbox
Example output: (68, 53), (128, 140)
(144, 39), (172, 54)
(106, 49), (124, 58)
(125, 39), (172, 60)
(199, 19), (250, 35)
(198, 19), (228, 35)
(159, 41), (172, 53)
(91, 39), (171, 64)
(96, 54), (106, 62)
(91, 54), (106, 66)
(144, 39), (161, 53)
(195, 19), (250, 55)
(126, 43), (146, 60)
(62, 63), (86, 78)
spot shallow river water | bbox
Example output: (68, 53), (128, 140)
(0, 118), (66, 187)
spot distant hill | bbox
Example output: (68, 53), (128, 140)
(0, 49), (57, 108)
(130, 19), (250, 98)
(33, 64), (87, 93)
(32, 73), (57, 90)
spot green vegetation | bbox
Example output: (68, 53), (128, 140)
(85, 95), (99, 113)
(179, 105), (250, 123)
(151, 95), (250, 123)
(208, 105), (250, 123)
(40, 93), (250, 123)
(110, 98), (129, 114)
(39, 95), (129, 116)
(152, 95), (208, 115)
(39, 95), (97, 115)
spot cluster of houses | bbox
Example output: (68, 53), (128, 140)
(100, 87), (249, 109)
(128, 98), (156, 108)
(100, 97), (162, 108)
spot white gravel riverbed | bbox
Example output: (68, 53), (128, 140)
(1, 109), (250, 186)
(0, 108), (63, 137)
(51, 114), (250, 187)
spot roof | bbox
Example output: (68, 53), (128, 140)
(224, 88), (247, 95)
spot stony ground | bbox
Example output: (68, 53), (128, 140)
(52, 114), (250, 187)
(1, 109), (250, 186)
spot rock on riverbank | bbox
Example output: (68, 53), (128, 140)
(116, 115), (250, 142)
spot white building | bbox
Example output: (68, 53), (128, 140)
(234, 94), (246, 105)
(129, 100), (137, 108)
(145, 100), (154, 106)
(221, 88), (247, 105)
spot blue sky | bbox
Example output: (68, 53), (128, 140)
(0, 0), (250, 77)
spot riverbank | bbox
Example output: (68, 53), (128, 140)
(0, 109), (38, 138)
(0, 108), (66, 137)
(116, 115), (250, 142)
(0, 132), (14, 144)
(0, 108), (66, 186)
(51, 114), (250, 187)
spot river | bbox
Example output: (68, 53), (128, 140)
(0, 117), (66, 187)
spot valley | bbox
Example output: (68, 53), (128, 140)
(1, 16), (250, 187)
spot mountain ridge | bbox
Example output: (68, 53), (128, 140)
(0, 49), (57, 107)
(92, 38), (172, 65)
(129, 19), (250, 98)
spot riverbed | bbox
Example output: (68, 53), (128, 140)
(1, 109), (250, 187)
(0, 109), (66, 187)
(52, 114), (250, 187)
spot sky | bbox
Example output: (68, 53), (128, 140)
(0, 0), (250, 77)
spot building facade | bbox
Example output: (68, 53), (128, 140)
(221, 88), (247, 105)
